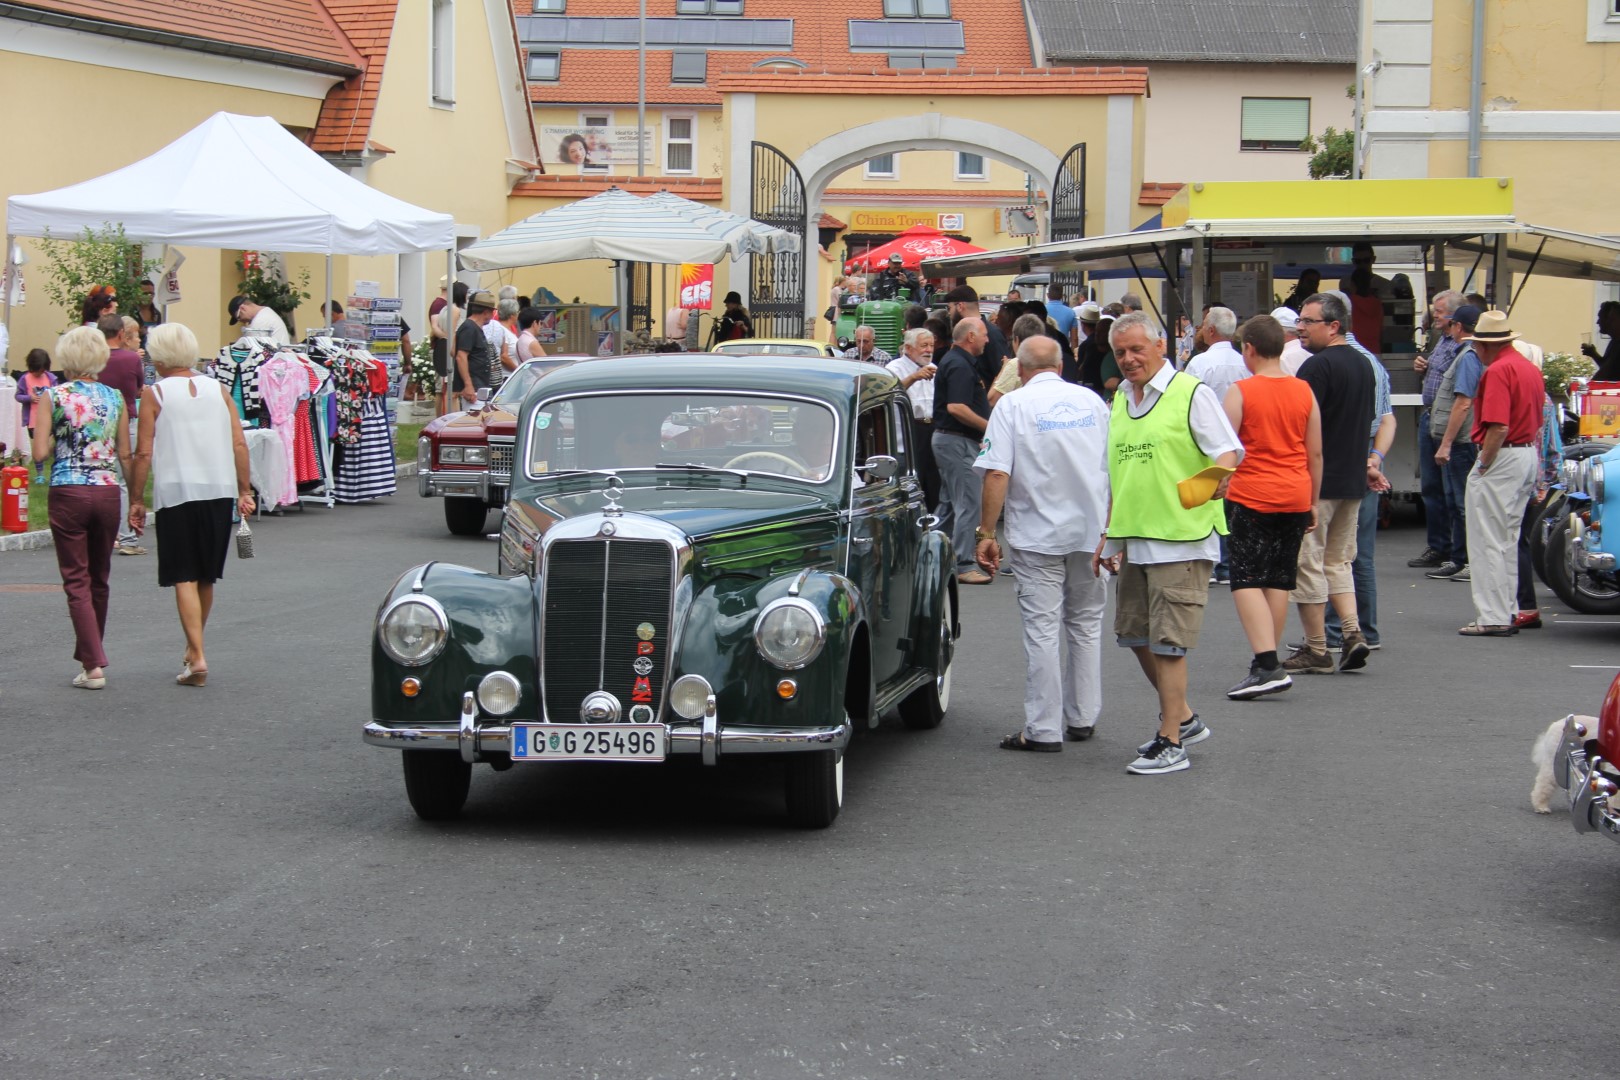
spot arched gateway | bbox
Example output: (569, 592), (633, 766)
(719, 68), (1148, 334)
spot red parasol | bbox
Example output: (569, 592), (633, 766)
(844, 224), (986, 273)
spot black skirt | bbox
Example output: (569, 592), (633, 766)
(155, 498), (234, 587)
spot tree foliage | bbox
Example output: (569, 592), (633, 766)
(1301, 127), (1354, 180)
(36, 224), (162, 328)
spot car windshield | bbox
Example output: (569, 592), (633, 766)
(492, 363), (547, 407)
(527, 393), (838, 482)
(714, 342), (825, 357)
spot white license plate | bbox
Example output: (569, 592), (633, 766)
(510, 723), (666, 762)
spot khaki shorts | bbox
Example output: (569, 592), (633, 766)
(1290, 497), (1360, 605)
(1114, 556), (1213, 657)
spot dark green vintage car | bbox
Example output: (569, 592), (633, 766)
(365, 355), (958, 827)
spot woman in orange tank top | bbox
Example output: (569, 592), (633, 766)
(1217, 314), (1323, 701)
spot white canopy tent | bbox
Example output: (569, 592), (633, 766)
(457, 187), (799, 271)
(3, 111), (457, 330)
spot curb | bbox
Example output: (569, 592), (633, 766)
(2, 459), (421, 554)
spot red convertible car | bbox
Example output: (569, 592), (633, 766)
(417, 356), (583, 535)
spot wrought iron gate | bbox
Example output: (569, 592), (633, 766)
(749, 141), (808, 339)
(626, 261), (653, 336)
(1048, 143), (1087, 296)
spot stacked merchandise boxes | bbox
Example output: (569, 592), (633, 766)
(342, 286), (406, 422)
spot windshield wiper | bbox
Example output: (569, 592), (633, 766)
(655, 463), (751, 486)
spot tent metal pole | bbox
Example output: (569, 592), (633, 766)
(324, 254), (333, 334)
(2, 233), (13, 338)
(159, 244), (171, 323)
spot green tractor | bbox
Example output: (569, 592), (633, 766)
(834, 297), (907, 355)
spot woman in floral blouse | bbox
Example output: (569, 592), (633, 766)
(31, 324), (131, 689)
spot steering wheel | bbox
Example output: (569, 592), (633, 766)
(724, 451), (809, 478)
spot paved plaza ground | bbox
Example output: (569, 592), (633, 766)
(1, 496), (1614, 1078)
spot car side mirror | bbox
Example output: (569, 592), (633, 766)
(858, 455), (899, 483)
(475, 387), (492, 403)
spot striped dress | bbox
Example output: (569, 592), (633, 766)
(330, 394), (396, 502)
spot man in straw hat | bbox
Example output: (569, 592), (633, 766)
(1457, 310), (1545, 636)
(1093, 312), (1241, 775)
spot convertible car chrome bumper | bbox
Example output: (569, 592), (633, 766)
(1555, 713), (1620, 840)
(364, 692), (850, 766)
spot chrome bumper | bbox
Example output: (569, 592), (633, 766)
(1555, 713), (1620, 840)
(365, 692), (850, 766)
(417, 466), (507, 502)
(1570, 523), (1617, 572)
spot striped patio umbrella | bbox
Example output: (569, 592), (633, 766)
(642, 191), (802, 256)
(458, 187), (798, 272)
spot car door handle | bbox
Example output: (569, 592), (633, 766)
(851, 536), (873, 551)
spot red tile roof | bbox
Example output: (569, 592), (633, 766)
(715, 67), (1147, 95)
(519, 0), (1050, 106)
(819, 213), (847, 230)
(13, 0), (362, 71)
(1138, 182), (1185, 206)
(512, 176), (724, 200)
(311, 0), (399, 155)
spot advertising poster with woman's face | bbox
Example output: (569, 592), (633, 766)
(542, 127), (655, 172)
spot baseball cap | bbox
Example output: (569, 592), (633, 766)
(1269, 306), (1299, 331)
(227, 296), (247, 323)
(467, 289), (497, 310)
(888, 253), (903, 264)
(1451, 304), (1482, 331)
(943, 284), (978, 304)
(1077, 301), (1102, 323)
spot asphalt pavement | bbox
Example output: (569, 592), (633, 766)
(2, 496), (1617, 1079)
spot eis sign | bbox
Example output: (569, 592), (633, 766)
(679, 263), (714, 310)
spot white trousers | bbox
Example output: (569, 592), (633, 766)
(1010, 547), (1108, 742)
(1465, 445), (1538, 627)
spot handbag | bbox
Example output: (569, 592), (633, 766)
(823, 305), (836, 322)
(236, 518), (255, 559)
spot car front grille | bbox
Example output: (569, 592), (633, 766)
(542, 538), (674, 722)
(489, 437), (515, 482)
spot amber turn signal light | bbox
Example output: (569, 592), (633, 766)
(401, 677), (422, 698)
(776, 679), (797, 700)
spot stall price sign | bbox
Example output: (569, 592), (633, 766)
(679, 264), (714, 310)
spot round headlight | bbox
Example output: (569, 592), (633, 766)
(754, 598), (826, 670)
(1579, 459), (1594, 495)
(1562, 459), (1581, 490)
(670, 674), (713, 720)
(379, 597), (448, 666)
(1593, 460), (1606, 504)
(477, 671), (521, 716)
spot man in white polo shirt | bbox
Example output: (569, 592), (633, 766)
(973, 336), (1112, 751)
(886, 327), (938, 509)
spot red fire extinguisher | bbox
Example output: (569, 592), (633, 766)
(1, 465), (29, 533)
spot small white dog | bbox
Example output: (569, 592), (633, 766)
(1531, 715), (1595, 813)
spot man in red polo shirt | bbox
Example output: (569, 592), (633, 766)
(1459, 310), (1544, 636)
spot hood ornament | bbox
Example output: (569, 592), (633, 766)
(602, 474), (625, 517)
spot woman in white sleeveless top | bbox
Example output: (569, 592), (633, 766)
(127, 324), (254, 687)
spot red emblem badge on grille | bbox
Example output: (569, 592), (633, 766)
(636, 641), (654, 656)
(631, 677), (653, 703)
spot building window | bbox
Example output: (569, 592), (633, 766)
(865, 153), (896, 179)
(431, 0), (454, 106)
(665, 115), (696, 174)
(527, 51), (560, 81)
(676, 0), (742, 13)
(1240, 97), (1310, 151)
(751, 56), (806, 70)
(671, 51), (707, 83)
(532, 0), (565, 10)
(578, 113), (610, 173)
(956, 152), (985, 180)
(883, 0), (950, 15)
(888, 51), (956, 69)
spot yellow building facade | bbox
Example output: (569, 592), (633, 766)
(1363, 0), (1620, 349)
(1, 0), (539, 367)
